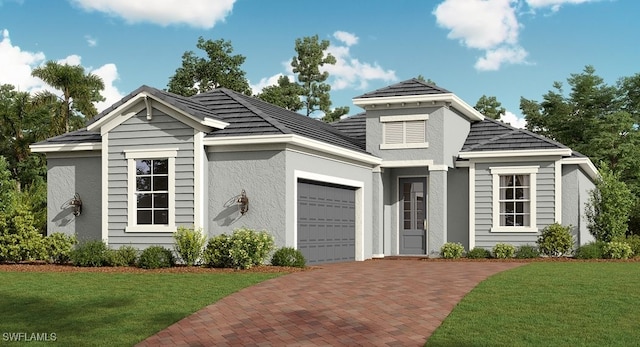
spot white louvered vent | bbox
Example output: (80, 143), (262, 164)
(384, 122), (404, 144)
(404, 121), (425, 143)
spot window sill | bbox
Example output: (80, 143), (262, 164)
(125, 225), (177, 233)
(490, 226), (539, 233)
(380, 142), (429, 150)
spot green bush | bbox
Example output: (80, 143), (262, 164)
(440, 242), (465, 259)
(586, 164), (633, 242)
(625, 235), (640, 257)
(106, 245), (138, 267)
(137, 246), (175, 269)
(515, 244), (540, 259)
(271, 247), (306, 267)
(537, 223), (574, 257)
(173, 226), (207, 266)
(0, 200), (47, 262)
(493, 243), (515, 259)
(466, 247), (491, 259)
(575, 241), (607, 259)
(603, 241), (633, 260)
(203, 228), (274, 269)
(44, 232), (77, 264)
(71, 240), (109, 267)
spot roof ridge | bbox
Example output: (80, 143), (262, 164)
(218, 88), (292, 135)
(465, 118), (568, 152)
(408, 78), (451, 94)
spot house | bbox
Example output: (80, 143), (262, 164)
(31, 78), (598, 264)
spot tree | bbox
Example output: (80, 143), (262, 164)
(31, 61), (105, 133)
(586, 163), (634, 242)
(256, 75), (304, 111)
(416, 75), (437, 85)
(475, 95), (506, 120)
(291, 35), (348, 119)
(168, 37), (251, 97)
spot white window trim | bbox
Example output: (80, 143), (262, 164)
(125, 148), (178, 232)
(380, 114), (429, 150)
(490, 166), (539, 233)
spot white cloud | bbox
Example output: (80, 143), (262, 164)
(526, 0), (597, 12)
(333, 31), (359, 46)
(250, 73), (290, 95)
(0, 29), (46, 91)
(92, 63), (123, 112)
(474, 45), (529, 71)
(500, 110), (527, 128)
(69, 0), (236, 29)
(58, 54), (82, 66)
(85, 35), (97, 47)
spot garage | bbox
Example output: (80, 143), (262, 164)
(297, 179), (356, 264)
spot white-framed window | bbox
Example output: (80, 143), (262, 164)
(380, 114), (429, 149)
(124, 148), (177, 232)
(490, 166), (538, 233)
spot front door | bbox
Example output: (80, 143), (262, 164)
(399, 177), (427, 254)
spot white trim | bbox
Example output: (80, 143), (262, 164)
(293, 170), (365, 261)
(380, 142), (429, 150)
(429, 165), (448, 171)
(353, 93), (484, 121)
(560, 157), (599, 181)
(468, 162), (476, 250)
(555, 160), (562, 224)
(29, 143), (101, 153)
(372, 254), (385, 258)
(380, 114), (429, 122)
(459, 148), (572, 159)
(204, 134), (382, 166)
(381, 160), (433, 168)
(455, 160), (470, 168)
(45, 151), (101, 159)
(101, 134), (109, 242)
(125, 149), (177, 233)
(490, 166), (538, 233)
(194, 131), (205, 229)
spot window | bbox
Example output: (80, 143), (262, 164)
(490, 166), (538, 232)
(380, 114), (429, 149)
(125, 148), (177, 232)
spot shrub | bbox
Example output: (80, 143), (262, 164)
(0, 201), (47, 262)
(603, 241), (633, 260)
(515, 244), (540, 259)
(537, 223), (574, 257)
(575, 241), (607, 259)
(106, 245), (138, 267)
(440, 242), (465, 259)
(466, 247), (491, 259)
(493, 243), (515, 259)
(203, 228), (274, 269)
(137, 246), (175, 269)
(173, 226), (207, 266)
(625, 235), (640, 257)
(271, 247), (306, 267)
(44, 232), (77, 264)
(71, 240), (109, 267)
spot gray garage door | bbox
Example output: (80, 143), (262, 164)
(297, 179), (356, 265)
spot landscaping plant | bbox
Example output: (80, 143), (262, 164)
(603, 241), (633, 260)
(466, 247), (491, 259)
(44, 232), (77, 264)
(492, 243), (515, 259)
(203, 228), (274, 269)
(173, 226), (207, 266)
(515, 244), (540, 259)
(574, 241), (607, 259)
(106, 245), (138, 267)
(537, 223), (573, 257)
(440, 242), (465, 259)
(137, 246), (175, 269)
(70, 240), (109, 267)
(271, 247), (306, 267)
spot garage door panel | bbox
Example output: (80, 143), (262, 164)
(298, 181), (355, 265)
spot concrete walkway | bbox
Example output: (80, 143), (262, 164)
(137, 260), (524, 346)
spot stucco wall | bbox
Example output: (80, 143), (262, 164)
(447, 167), (469, 250)
(562, 164), (596, 246)
(47, 155), (101, 241)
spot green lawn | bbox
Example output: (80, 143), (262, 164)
(0, 271), (281, 346)
(426, 262), (640, 347)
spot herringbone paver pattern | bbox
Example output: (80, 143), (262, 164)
(137, 260), (524, 346)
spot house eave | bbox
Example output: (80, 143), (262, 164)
(560, 157), (600, 181)
(458, 148), (572, 159)
(29, 142), (102, 153)
(352, 93), (484, 121)
(203, 134), (382, 166)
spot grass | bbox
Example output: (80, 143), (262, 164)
(426, 262), (640, 346)
(0, 271), (281, 346)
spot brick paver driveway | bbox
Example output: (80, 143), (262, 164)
(138, 260), (524, 346)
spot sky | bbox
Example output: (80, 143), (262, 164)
(0, 0), (638, 128)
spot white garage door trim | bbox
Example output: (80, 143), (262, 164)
(293, 170), (364, 262)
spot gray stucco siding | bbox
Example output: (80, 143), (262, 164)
(443, 109), (471, 167)
(562, 164), (595, 246)
(107, 110), (195, 249)
(46, 155), (102, 242)
(447, 168), (469, 250)
(473, 160), (557, 249)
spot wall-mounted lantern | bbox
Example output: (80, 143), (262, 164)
(63, 193), (83, 217)
(237, 189), (249, 215)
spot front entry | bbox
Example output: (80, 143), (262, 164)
(399, 177), (427, 254)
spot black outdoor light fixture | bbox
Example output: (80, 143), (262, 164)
(64, 193), (83, 217)
(237, 189), (249, 215)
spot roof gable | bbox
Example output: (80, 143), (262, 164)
(462, 118), (569, 153)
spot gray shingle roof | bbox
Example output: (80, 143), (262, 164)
(354, 78), (451, 99)
(331, 113), (366, 150)
(32, 128), (101, 146)
(193, 89), (367, 153)
(462, 117), (568, 152)
(86, 85), (225, 127)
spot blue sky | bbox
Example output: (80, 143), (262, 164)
(0, 0), (637, 127)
